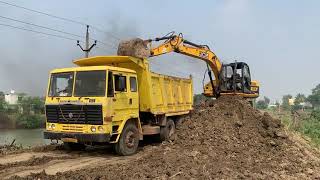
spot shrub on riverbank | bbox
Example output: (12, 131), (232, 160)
(15, 114), (45, 129)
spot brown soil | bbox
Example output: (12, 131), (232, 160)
(3, 96), (320, 179)
(0, 144), (23, 156)
(117, 38), (150, 59)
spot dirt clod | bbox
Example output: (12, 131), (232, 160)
(117, 38), (150, 59)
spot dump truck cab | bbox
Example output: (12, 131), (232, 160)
(44, 65), (140, 142)
(44, 56), (193, 155)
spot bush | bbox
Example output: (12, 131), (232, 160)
(310, 109), (320, 120)
(16, 114), (45, 129)
(298, 109), (320, 146)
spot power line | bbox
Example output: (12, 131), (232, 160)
(0, 15), (117, 49)
(0, 23), (81, 42)
(0, 23), (117, 56)
(0, 0), (86, 26)
(0, 0), (121, 41)
(0, 15), (83, 38)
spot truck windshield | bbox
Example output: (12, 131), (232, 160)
(74, 71), (106, 97)
(48, 72), (74, 97)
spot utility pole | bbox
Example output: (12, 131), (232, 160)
(77, 25), (97, 58)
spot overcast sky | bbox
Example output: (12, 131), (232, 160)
(0, 0), (319, 102)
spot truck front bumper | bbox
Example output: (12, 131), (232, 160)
(44, 131), (111, 143)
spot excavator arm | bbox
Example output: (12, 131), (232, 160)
(147, 32), (259, 99)
(148, 33), (222, 96)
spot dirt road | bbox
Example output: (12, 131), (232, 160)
(0, 146), (147, 179)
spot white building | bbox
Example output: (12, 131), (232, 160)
(4, 90), (18, 105)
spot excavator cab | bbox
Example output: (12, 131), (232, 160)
(218, 62), (259, 98)
(203, 62), (259, 98)
(219, 62), (251, 93)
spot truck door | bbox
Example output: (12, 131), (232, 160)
(111, 72), (139, 122)
(128, 76), (139, 116)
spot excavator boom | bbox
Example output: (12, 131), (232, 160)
(147, 32), (259, 99)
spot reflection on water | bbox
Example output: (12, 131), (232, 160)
(0, 129), (50, 147)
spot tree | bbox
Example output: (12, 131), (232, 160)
(307, 84), (320, 108)
(19, 96), (45, 114)
(282, 94), (293, 110)
(0, 98), (7, 112)
(294, 93), (306, 105)
(264, 96), (270, 105)
(193, 94), (210, 105)
(256, 99), (268, 109)
(293, 93), (306, 110)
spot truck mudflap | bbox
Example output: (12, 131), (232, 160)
(44, 131), (110, 143)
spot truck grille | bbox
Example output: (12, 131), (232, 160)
(61, 124), (84, 132)
(45, 104), (103, 125)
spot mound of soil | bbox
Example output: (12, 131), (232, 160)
(15, 96), (320, 179)
(117, 38), (150, 59)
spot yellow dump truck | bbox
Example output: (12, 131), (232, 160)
(44, 56), (193, 155)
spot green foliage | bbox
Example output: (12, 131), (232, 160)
(256, 96), (270, 110)
(19, 96), (45, 114)
(256, 100), (268, 109)
(194, 94), (210, 105)
(264, 96), (270, 105)
(16, 114), (45, 129)
(297, 109), (320, 146)
(292, 93), (306, 110)
(282, 94), (292, 110)
(0, 98), (7, 112)
(0, 92), (45, 129)
(0, 91), (6, 112)
(294, 93), (306, 105)
(307, 84), (320, 108)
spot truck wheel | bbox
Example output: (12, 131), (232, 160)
(160, 119), (175, 141)
(63, 142), (86, 151)
(114, 123), (139, 156)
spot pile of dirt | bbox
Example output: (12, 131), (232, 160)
(15, 96), (320, 179)
(117, 38), (150, 59)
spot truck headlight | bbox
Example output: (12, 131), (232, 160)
(49, 124), (56, 130)
(98, 126), (104, 132)
(90, 126), (96, 132)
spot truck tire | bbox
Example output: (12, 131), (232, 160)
(63, 142), (86, 151)
(114, 122), (139, 156)
(160, 119), (175, 141)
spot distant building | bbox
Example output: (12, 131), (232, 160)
(4, 90), (18, 105)
(288, 98), (295, 106)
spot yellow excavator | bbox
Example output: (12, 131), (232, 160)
(146, 32), (259, 100)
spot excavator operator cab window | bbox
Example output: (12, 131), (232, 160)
(220, 62), (252, 94)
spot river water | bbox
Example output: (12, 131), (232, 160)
(0, 129), (50, 147)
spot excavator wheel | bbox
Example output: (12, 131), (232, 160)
(160, 119), (175, 141)
(114, 122), (139, 156)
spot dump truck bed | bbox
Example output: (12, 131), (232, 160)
(149, 72), (193, 115)
(74, 56), (193, 116)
